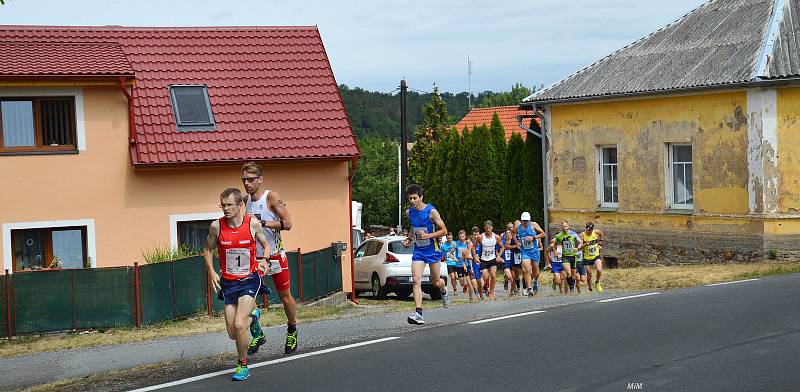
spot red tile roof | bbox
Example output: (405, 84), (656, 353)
(455, 106), (529, 141)
(0, 25), (359, 166)
(0, 42), (134, 77)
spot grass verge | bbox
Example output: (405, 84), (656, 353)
(0, 304), (351, 359)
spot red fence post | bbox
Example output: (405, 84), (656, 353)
(129, 265), (136, 326)
(297, 248), (304, 302)
(134, 262), (142, 328)
(4, 270), (11, 339)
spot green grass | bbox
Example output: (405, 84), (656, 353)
(140, 243), (201, 264)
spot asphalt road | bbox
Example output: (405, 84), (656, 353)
(137, 273), (800, 392)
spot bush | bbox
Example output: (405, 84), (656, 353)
(141, 244), (202, 264)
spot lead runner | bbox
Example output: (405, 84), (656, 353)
(204, 188), (271, 381)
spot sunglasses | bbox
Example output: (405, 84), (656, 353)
(219, 203), (238, 209)
(241, 176), (261, 183)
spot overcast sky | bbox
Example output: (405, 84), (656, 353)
(0, 0), (708, 93)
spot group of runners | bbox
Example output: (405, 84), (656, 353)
(202, 172), (607, 380)
(403, 184), (606, 325)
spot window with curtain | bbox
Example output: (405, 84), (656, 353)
(0, 97), (76, 153)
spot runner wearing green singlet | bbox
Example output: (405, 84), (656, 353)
(553, 221), (582, 293)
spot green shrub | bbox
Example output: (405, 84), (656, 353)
(141, 244), (201, 264)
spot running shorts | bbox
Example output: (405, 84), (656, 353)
(447, 265), (466, 277)
(480, 260), (497, 271)
(218, 272), (262, 305)
(551, 261), (564, 274)
(563, 255), (577, 271)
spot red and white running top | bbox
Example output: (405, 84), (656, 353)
(218, 215), (257, 280)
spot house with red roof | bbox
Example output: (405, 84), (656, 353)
(0, 26), (359, 289)
(455, 105), (533, 140)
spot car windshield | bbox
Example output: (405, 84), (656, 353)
(388, 240), (413, 254)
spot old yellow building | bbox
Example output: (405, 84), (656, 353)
(521, 0), (800, 265)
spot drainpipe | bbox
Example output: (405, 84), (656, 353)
(347, 157), (359, 304)
(117, 77), (136, 145)
(517, 108), (550, 248)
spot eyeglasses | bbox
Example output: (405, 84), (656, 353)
(241, 176), (260, 183)
(219, 203), (237, 209)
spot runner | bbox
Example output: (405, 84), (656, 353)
(545, 238), (567, 294)
(514, 212), (545, 296)
(579, 222), (605, 292)
(241, 162), (298, 354)
(451, 230), (473, 298)
(204, 188), (271, 381)
(469, 227), (484, 301)
(440, 232), (460, 296)
(403, 184), (450, 325)
(501, 226), (520, 296)
(553, 221), (582, 293)
(478, 220), (504, 300)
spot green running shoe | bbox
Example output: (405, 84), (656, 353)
(596, 282), (603, 293)
(284, 330), (298, 354)
(249, 308), (263, 339)
(247, 334), (265, 355)
(232, 364), (250, 381)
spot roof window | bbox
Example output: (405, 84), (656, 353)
(168, 85), (216, 131)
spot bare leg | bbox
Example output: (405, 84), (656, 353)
(411, 261), (426, 308)
(233, 296), (257, 362)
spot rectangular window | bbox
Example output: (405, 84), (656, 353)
(0, 97), (76, 152)
(177, 220), (214, 252)
(669, 144), (693, 209)
(11, 226), (87, 271)
(168, 85), (216, 131)
(598, 146), (618, 206)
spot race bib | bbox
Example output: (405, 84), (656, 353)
(563, 240), (576, 254)
(482, 247), (496, 260)
(262, 258), (283, 276)
(522, 237), (535, 250)
(587, 244), (599, 257)
(412, 226), (431, 247)
(504, 250), (512, 261)
(225, 248), (251, 276)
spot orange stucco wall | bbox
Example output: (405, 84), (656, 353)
(0, 85), (354, 288)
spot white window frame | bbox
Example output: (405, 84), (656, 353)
(0, 87), (86, 151)
(169, 212), (221, 251)
(596, 145), (619, 208)
(666, 143), (694, 210)
(2, 219), (96, 273)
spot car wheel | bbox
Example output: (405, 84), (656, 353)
(371, 274), (386, 299)
(429, 288), (442, 301)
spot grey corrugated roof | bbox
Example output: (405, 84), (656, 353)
(527, 0), (799, 104)
(766, 0), (800, 78)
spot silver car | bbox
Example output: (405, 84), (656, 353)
(353, 235), (448, 299)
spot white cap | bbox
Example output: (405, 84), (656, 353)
(520, 212), (531, 221)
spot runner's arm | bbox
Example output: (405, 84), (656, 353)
(263, 190), (292, 231)
(425, 208), (448, 240)
(495, 234), (505, 261)
(532, 222), (545, 239)
(204, 220), (221, 293)
(250, 217), (272, 257)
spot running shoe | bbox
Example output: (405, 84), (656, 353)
(596, 282), (603, 293)
(441, 289), (451, 308)
(489, 292), (495, 300)
(504, 280), (509, 290)
(284, 330), (298, 354)
(247, 334), (265, 355)
(521, 288), (529, 296)
(249, 308), (263, 339)
(533, 282), (539, 295)
(407, 311), (425, 325)
(232, 364), (250, 381)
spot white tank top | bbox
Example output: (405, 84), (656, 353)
(480, 233), (497, 261)
(245, 190), (283, 257)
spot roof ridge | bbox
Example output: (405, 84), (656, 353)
(0, 25), (319, 31)
(525, 0), (721, 103)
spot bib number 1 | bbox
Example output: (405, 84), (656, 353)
(226, 248), (251, 276)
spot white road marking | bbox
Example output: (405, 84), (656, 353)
(706, 278), (759, 287)
(597, 292), (660, 303)
(128, 336), (401, 392)
(468, 310), (545, 324)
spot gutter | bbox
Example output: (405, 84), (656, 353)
(116, 76), (136, 145)
(516, 110), (550, 247)
(347, 157), (359, 304)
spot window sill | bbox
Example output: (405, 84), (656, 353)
(596, 206), (619, 212)
(0, 149), (78, 156)
(665, 208), (694, 215)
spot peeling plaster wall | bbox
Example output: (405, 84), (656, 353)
(747, 88), (780, 214)
(777, 87), (800, 214)
(549, 91), (750, 218)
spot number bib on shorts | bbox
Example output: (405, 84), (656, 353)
(262, 257), (283, 276)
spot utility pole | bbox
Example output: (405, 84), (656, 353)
(399, 79), (408, 228)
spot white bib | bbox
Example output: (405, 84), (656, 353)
(225, 248), (251, 276)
